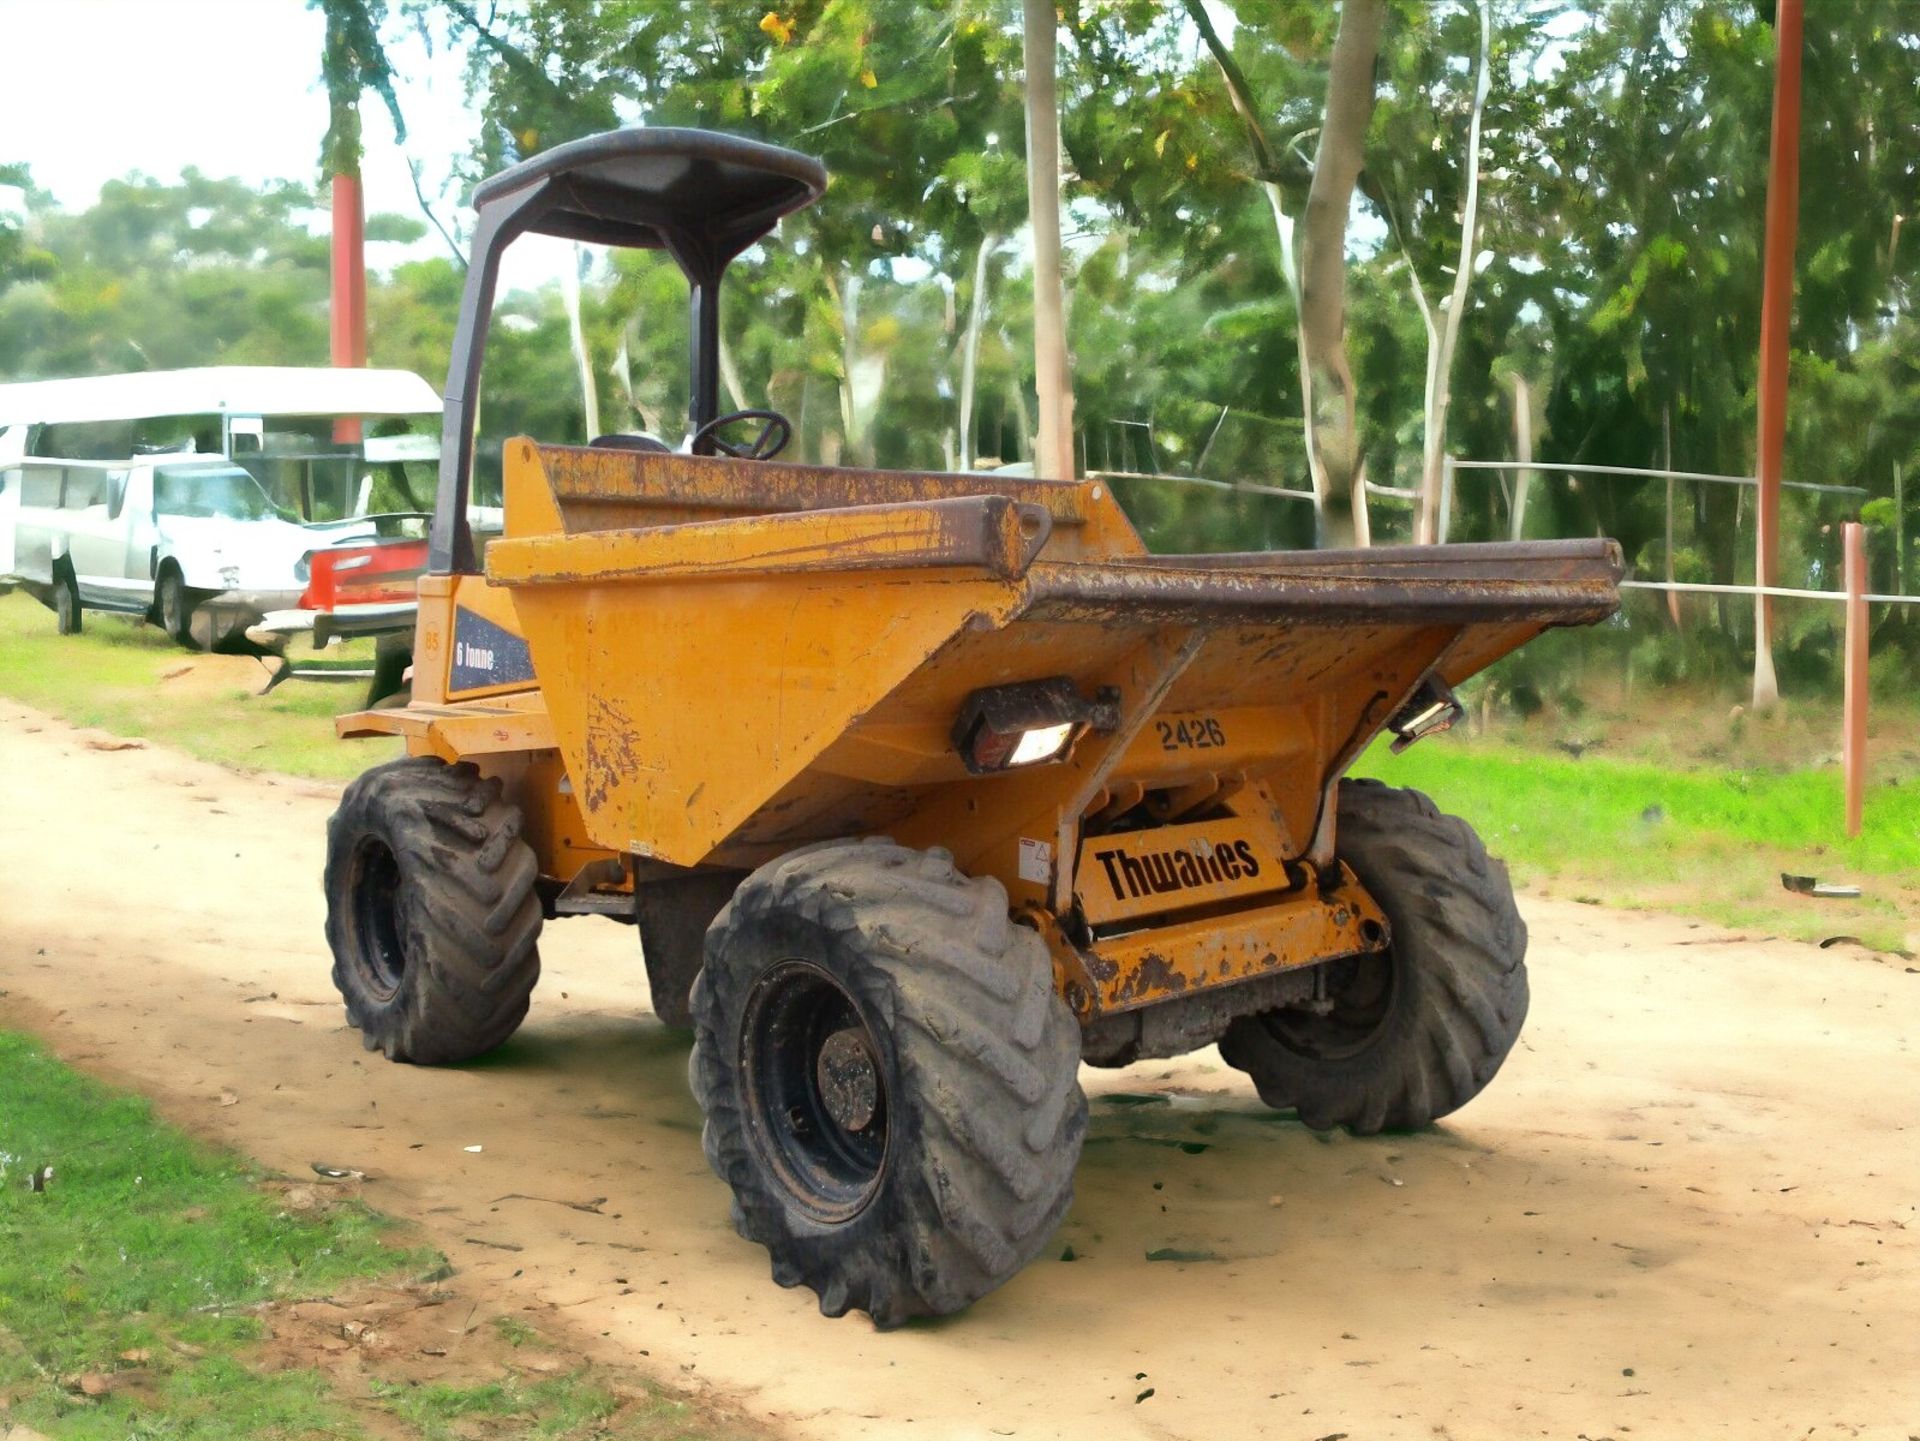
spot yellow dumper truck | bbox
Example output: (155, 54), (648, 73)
(323, 128), (1621, 1325)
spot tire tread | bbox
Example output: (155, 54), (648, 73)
(1221, 779), (1527, 1133)
(324, 756), (543, 1065)
(691, 838), (1085, 1326)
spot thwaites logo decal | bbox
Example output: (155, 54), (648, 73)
(449, 607), (536, 692)
(1091, 836), (1262, 902)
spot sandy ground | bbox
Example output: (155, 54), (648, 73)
(0, 696), (1915, 1441)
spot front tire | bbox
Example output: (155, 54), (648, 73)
(323, 756), (543, 1063)
(157, 568), (196, 648)
(1220, 779), (1528, 1133)
(691, 839), (1086, 1327)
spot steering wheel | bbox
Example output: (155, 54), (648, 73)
(689, 408), (793, 461)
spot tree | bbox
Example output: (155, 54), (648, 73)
(266, 0), (1920, 649)
(0, 174), (333, 379)
(1296, 0), (1386, 547)
(1024, 0), (1076, 480)
(1405, 0), (1489, 545)
(314, 0), (406, 183)
(0, 163), (53, 295)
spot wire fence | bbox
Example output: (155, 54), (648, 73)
(1073, 439), (1906, 834)
(1077, 433), (1919, 617)
(1442, 457), (1920, 614)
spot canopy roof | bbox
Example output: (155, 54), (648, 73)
(472, 128), (827, 258)
(0, 367), (442, 427)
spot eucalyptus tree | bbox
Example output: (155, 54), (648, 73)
(0, 174), (336, 379)
(420, 0), (1033, 469)
(314, 0), (408, 183)
(0, 163), (53, 297)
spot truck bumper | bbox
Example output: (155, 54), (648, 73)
(1030, 860), (1392, 1019)
(245, 601), (416, 650)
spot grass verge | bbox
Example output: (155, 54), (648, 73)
(0, 1030), (750, 1440)
(0, 1028), (419, 1436)
(0, 590), (392, 781)
(1358, 692), (1920, 952)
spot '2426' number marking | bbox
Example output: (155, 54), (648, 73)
(1156, 715), (1226, 751)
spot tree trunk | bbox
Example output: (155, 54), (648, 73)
(560, 241), (600, 441)
(831, 271), (885, 468)
(1263, 183), (1326, 516)
(717, 324), (749, 414)
(958, 233), (995, 471)
(1297, 0), (1386, 548)
(1023, 0), (1075, 480)
(1510, 374), (1533, 541)
(998, 330), (1034, 463)
(1415, 0), (1490, 545)
(1662, 402), (1683, 629)
(1751, 0), (1805, 711)
(1896, 460), (1908, 608)
(612, 330), (635, 425)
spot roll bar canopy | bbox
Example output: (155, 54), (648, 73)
(430, 128), (828, 573)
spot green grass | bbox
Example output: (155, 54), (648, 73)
(491, 1314), (539, 1348)
(370, 1371), (721, 1441)
(0, 1029), (427, 1438)
(0, 590), (394, 780)
(0, 1032), (747, 1440)
(1358, 733), (1920, 951)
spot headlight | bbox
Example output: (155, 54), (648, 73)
(951, 677), (1120, 775)
(293, 551), (311, 583)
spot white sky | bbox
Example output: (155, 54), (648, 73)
(0, 0), (479, 265)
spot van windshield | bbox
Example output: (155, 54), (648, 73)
(154, 464), (295, 522)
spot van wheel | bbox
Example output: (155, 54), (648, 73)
(157, 569), (196, 647)
(54, 569), (81, 636)
(692, 840), (1086, 1327)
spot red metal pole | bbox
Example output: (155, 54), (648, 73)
(1751, 0), (1803, 708)
(330, 171), (367, 443)
(1843, 521), (1867, 838)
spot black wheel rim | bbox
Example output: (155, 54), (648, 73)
(738, 960), (888, 1222)
(347, 836), (409, 1002)
(1264, 948), (1400, 1062)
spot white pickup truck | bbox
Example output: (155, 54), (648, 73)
(0, 453), (418, 648)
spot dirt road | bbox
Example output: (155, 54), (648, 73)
(1, 698), (1914, 1440)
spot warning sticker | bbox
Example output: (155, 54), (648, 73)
(1017, 837), (1053, 884)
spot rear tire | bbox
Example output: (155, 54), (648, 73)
(691, 839), (1086, 1326)
(1220, 779), (1527, 1133)
(54, 568), (81, 636)
(157, 568), (196, 648)
(636, 871), (741, 1030)
(323, 756), (543, 1063)
(366, 634), (411, 707)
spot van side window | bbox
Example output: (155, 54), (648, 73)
(63, 469), (107, 510)
(20, 466), (61, 508)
